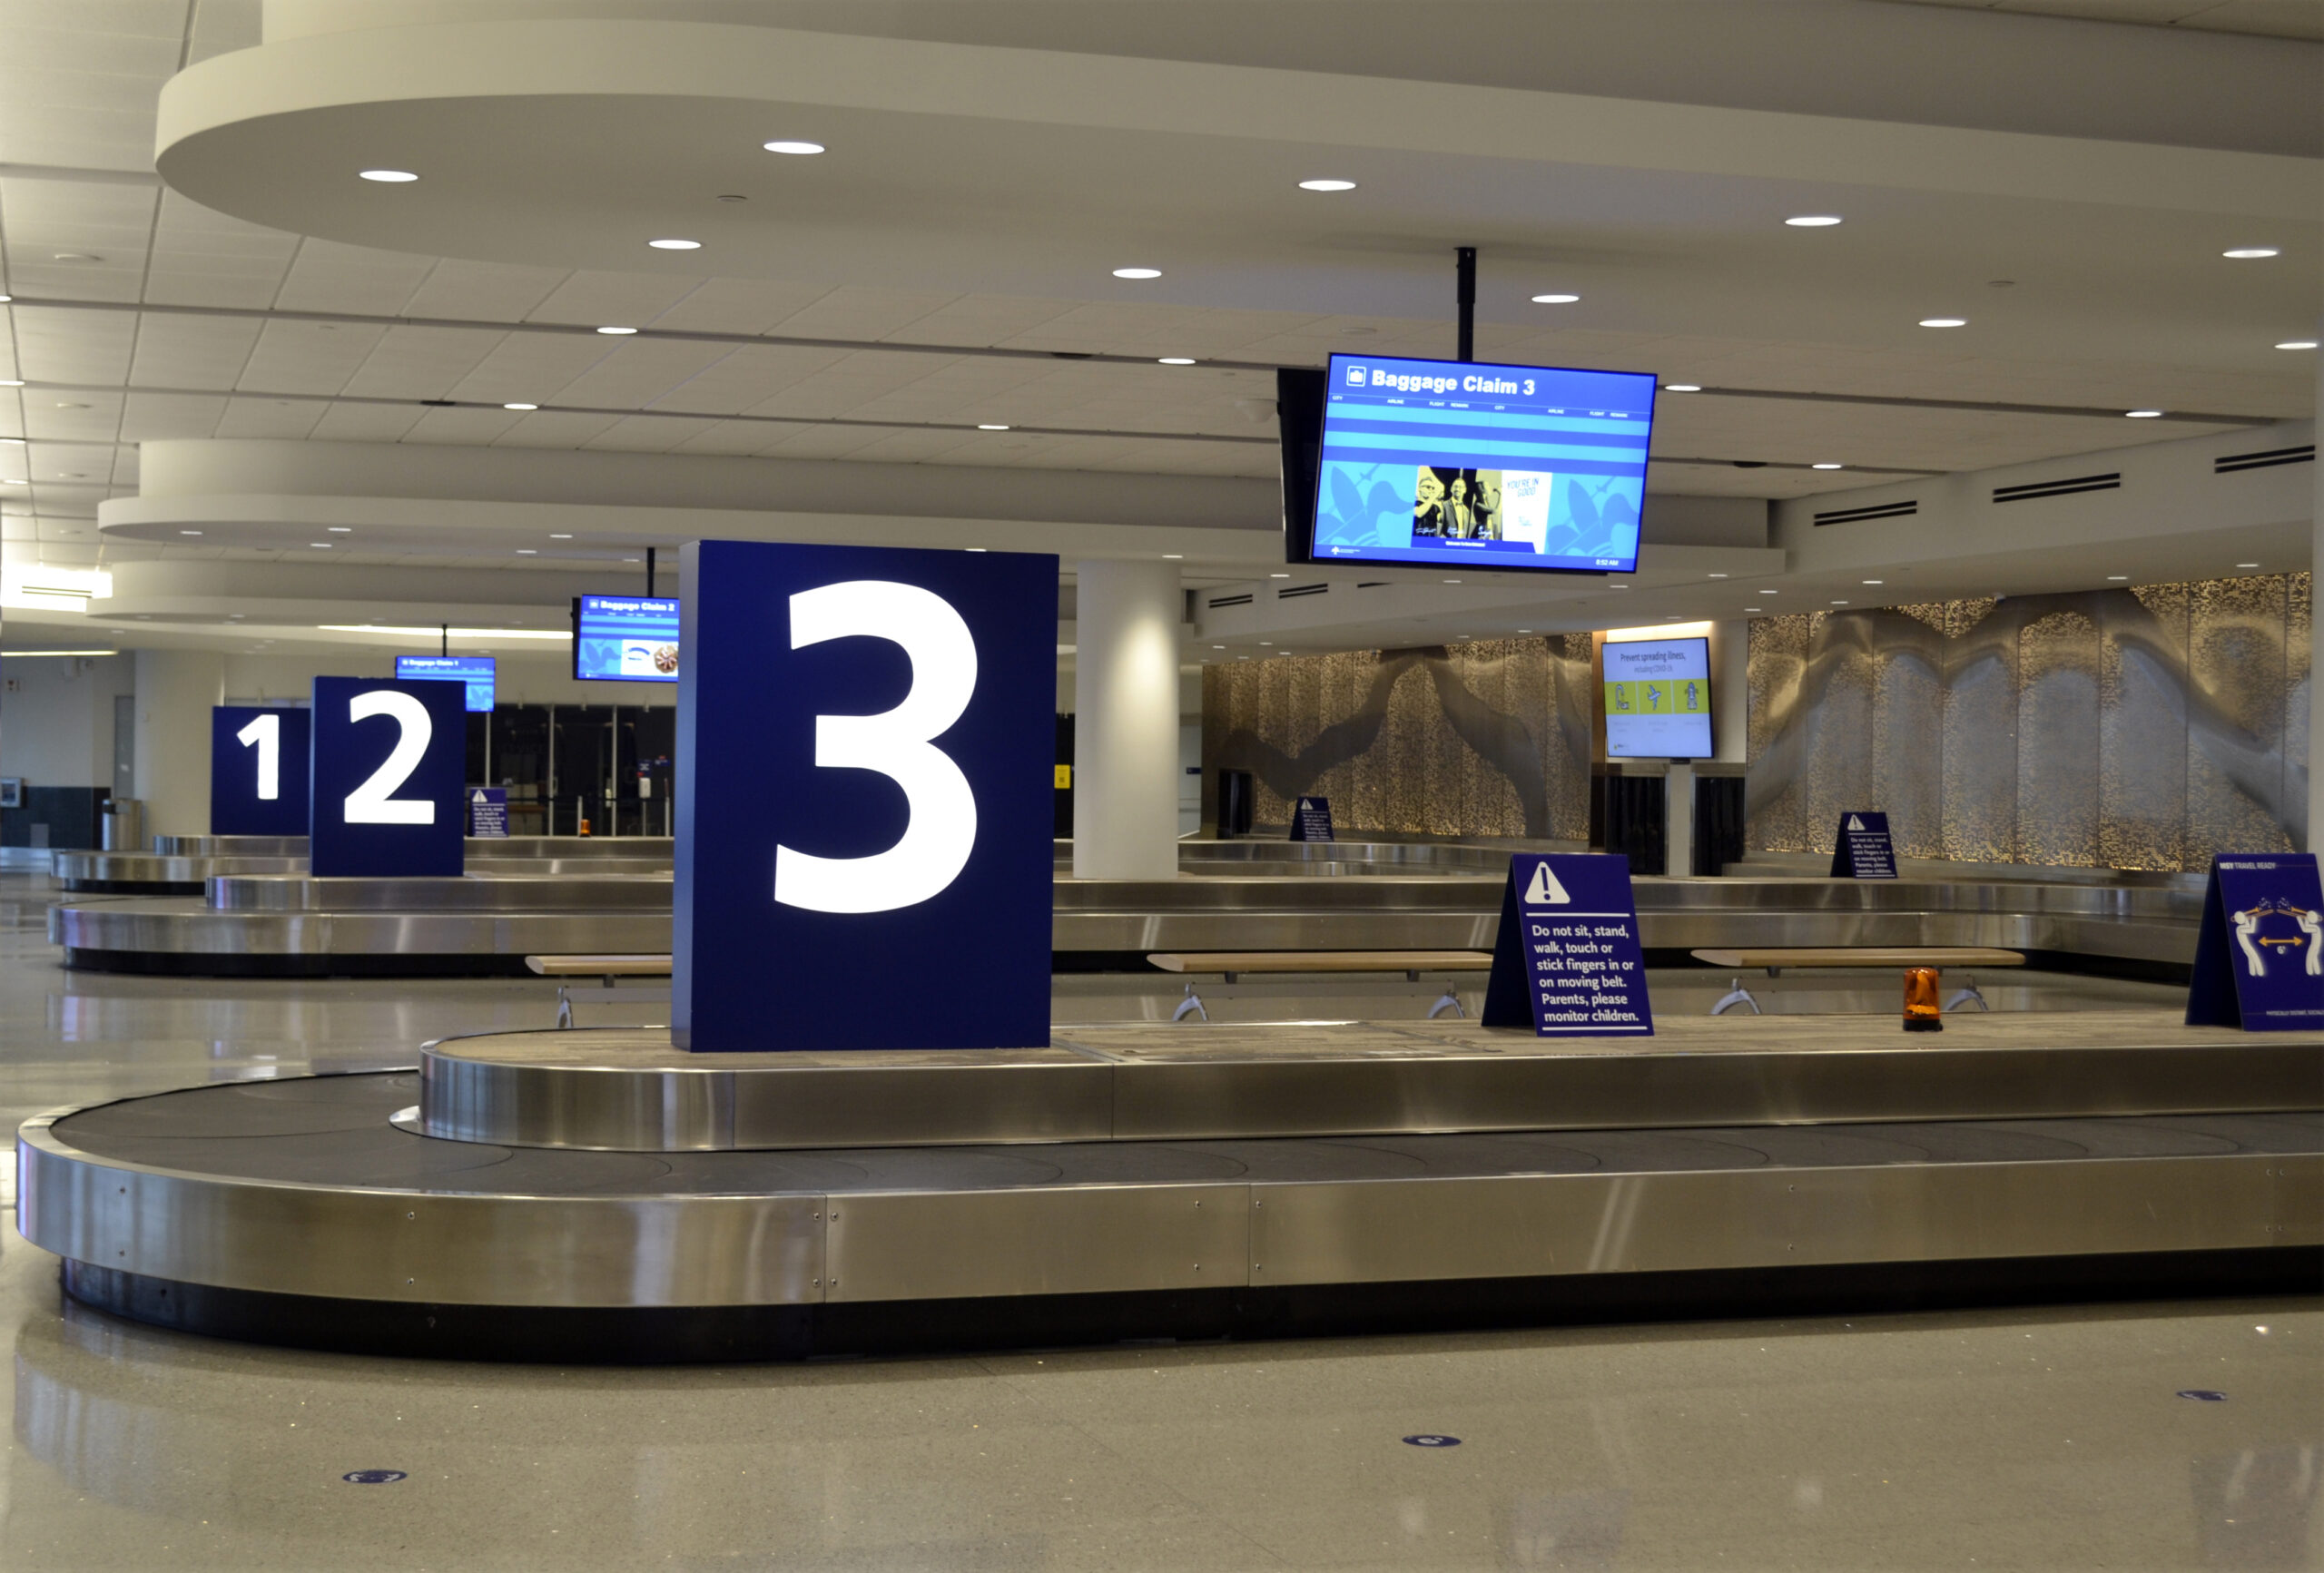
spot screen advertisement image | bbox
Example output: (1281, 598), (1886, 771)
(394, 655), (496, 713)
(1603, 636), (1711, 759)
(1306, 354), (1657, 575)
(576, 595), (681, 683)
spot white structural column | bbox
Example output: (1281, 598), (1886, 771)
(133, 648), (226, 838)
(2312, 333), (2324, 851)
(1072, 559), (1182, 880)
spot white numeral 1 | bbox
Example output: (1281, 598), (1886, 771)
(342, 691), (436, 825)
(775, 581), (978, 914)
(235, 713), (280, 800)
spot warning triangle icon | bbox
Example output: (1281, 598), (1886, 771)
(472, 789), (487, 803)
(1524, 861), (1571, 905)
(1846, 814), (1865, 831)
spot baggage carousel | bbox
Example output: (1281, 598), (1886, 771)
(20, 1010), (2319, 1362)
(49, 861), (2202, 977)
(53, 834), (671, 894)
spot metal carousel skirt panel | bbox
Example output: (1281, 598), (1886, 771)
(18, 1072), (2319, 1360)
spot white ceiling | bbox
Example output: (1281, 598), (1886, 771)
(0, 0), (2316, 658)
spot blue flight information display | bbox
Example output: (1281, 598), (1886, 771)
(394, 655), (496, 713)
(576, 595), (681, 683)
(1308, 354), (1657, 575)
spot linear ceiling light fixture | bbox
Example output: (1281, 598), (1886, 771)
(762, 140), (824, 155)
(1531, 293), (1580, 304)
(1918, 318), (1967, 328)
(1785, 215), (1843, 227)
(358, 169), (418, 182)
(319, 624), (573, 640)
(1297, 179), (1356, 192)
(647, 239), (702, 251)
(1111, 267), (1162, 280)
(2222, 247), (2280, 260)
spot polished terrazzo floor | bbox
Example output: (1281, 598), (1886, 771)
(0, 873), (2313, 1569)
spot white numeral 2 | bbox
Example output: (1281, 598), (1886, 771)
(775, 581), (977, 913)
(235, 713), (280, 800)
(343, 691), (436, 825)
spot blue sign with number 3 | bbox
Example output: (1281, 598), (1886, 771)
(674, 540), (1058, 1052)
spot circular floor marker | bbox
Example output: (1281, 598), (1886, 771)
(2176, 1391), (2228, 1402)
(342, 1470), (408, 1484)
(1403, 1434), (1462, 1447)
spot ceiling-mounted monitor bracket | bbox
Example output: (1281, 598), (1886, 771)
(1455, 247), (1476, 362)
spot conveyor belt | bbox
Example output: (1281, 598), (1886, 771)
(49, 874), (2203, 975)
(21, 1072), (2318, 1361)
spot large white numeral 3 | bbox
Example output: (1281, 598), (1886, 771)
(235, 713), (280, 800)
(343, 691), (436, 825)
(775, 581), (977, 913)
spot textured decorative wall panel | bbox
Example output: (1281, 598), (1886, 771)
(1748, 576), (2311, 869)
(1203, 637), (1593, 840)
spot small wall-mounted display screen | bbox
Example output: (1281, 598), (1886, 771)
(394, 654), (496, 713)
(1603, 635), (1711, 759)
(574, 595), (680, 683)
(1305, 353), (1656, 575)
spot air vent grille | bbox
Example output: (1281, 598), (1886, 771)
(2215, 444), (2314, 476)
(1813, 499), (1917, 526)
(1206, 593), (1254, 609)
(1993, 472), (2120, 504)
(1276, 583), (1328, 600)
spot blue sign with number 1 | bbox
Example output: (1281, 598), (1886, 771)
(211, 705), (310, 836)
(675, 540), (1058, 1053)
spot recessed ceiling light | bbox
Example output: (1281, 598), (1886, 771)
(1745, 607), (1762, 612)
(2277, 339), (2319, 350)
(1258, 641), (1273, 647)
(623, 557), (640, 563)
(2237, 562), (2260, 569)
(647, 239), (702, 251)
(1531, 293), (1581, 305)
(0, 437), (21, 445)
(0, 379), (20, 387)
(179, 529), (201, 536)
(1831, 599), (1849, 605)
(1863, 579), (1884, 585)
(762, 140), (825, 155)
(1812, 462), (1845, 470)
(310, 542), (331, 548)
(516, 548), (537, 555)
(1443, 578), (1461, 584)
(1517, 629), (1532, 634)
(1785, 215), (1843, 227)
(1212, 644), (1226, 650)
(327, 526), (351, 533)
(0, 296), (12, 304)
(503, 402), (538, 411)
(977, 423), (1010, 431)
(359, 169), (419, 182)
(2222, 247), (2280, 260)
(1664, 384), (1701, 392)
(1708, 573), (1728, 579)
(1297, 179), (1356, 192)
(2125, 409), (2164, 418)
(596, 326), (637, 335)
(2106, 575), (2128, 581)
(549, 533), (573, 539)
(1112, 268), (1162, 280)
(1162, 553), (1183, 559)
(1918, 318), (1967, 328)
(1157, 357), (1196, 366)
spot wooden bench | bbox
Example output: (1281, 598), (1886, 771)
(1147, 950), (1493, 1021)
(526, 954), (673, 1027)
(1689, 946), (2024, 1016)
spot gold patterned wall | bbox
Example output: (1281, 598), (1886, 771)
(1201, 638), (1595, 839)
(1748, 576), (2312, 869)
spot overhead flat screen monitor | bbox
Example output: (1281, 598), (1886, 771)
(1301, 354), (1656, 575)
(574, 595), (680, 683)
(1603, 636), (1711, 760)
(394, 654), (496, 713)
